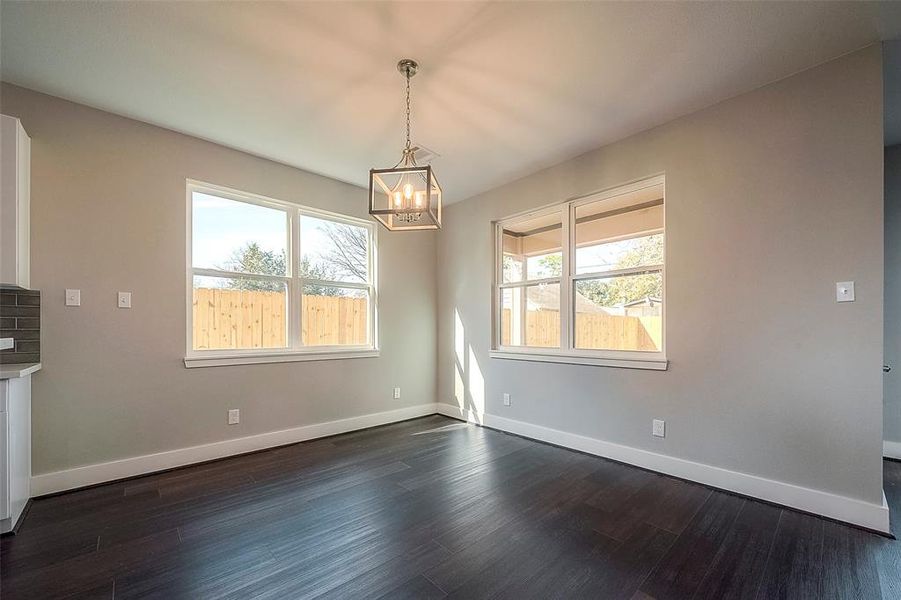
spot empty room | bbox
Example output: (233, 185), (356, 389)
(2, 1), (901, 598)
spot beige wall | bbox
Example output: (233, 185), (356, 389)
(886, 144), (901, 444)
(438, 47), (885, 504)
(0, 83), (437, 475)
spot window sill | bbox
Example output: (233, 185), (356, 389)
(184, 349), (380, 369)
(489, 350), (668, 371)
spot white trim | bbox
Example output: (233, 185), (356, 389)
(192, 268), (290, 282)
(31, 403), (437, 496)
(184, 349), (379, 368)
(571, 264), (664, 281)
(498, 276), (562, 289)
(560, 204), (572, 352)
(885, 440), (901, 460)
(569, 173), (666, 208)
(186, 179), (379, 362)
(492, 173), (666, 366)
(437, 403), (890, 533)
(489, 350), (668, 370)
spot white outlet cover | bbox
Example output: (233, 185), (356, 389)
(228, 409), (240, 425)
(65, 289), (81, 306)
(836, 281), (855, 302)
(393, 387), (401, 399)
(118, 291), (132, 308)
(503, 393), (511, 406)
(652, 419), (665, 437)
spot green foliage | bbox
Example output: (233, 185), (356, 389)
(537, 254), (562, 277)
(580, 236), (663, 307)
(300, 256), (341, 297)
(221, 242), (341, 295)
(505, 235), (662, 307)
(221, 243), (286, 291)
(225, 242), (285, 277)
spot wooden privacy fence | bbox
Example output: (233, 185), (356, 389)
(501, 309), (661, 351)
(192, 288), (368, 350)
(302, 294), (368, 347)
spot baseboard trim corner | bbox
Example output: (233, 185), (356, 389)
(31, 403), (439, 497)
(437, 403), (890, 534)
(885, 440), (901, 461)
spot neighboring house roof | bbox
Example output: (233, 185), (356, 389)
(623, 296), (662, 307)
(504, 287), (660, 315)
(502, 284), (609, 314)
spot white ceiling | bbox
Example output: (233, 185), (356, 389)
(2, 2), (900, 203)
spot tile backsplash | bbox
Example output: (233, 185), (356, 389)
(0, 285), (40, 364)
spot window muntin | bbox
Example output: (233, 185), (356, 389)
(188, 182), (376, 358)
(495, 176), (664, 362)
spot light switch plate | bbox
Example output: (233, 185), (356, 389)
(65, 289), (81, 306)
(652, 419), (665, 438)
(836, 281), (855, 302)
(118, 292), (132, 308)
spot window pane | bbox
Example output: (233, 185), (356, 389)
(300, 215), (369, 283)
(192, 276), (287, 350)
(501, 211), (562, 282)
(574, 273), (662, 351)
(575, 234), (664, 275)
(574, 183), (663, 275)
(500, 283), (560, 348)
(302, 285), (369, 346)
(192, 192), (287, 275)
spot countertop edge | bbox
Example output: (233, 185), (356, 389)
(0, 363), (42, 379)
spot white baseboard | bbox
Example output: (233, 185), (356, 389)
(31, 403), (438, 497)
(438, 403), (890, 534)
(30, 402), (892, 534)
(886, 440), (901, 461)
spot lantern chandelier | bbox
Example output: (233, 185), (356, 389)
(369, 59), (442, 231)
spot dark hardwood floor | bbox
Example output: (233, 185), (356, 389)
(1, 415), (899, 599)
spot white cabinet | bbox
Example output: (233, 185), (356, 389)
(0, 402), (8, 522)
(1, 114), (31, 287)
(0, 375), (32, 533)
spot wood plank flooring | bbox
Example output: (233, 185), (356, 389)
(1, 415), (899, 599)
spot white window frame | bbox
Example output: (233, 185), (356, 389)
(491, 174), (667, 371)
(184, 180), (378, 368)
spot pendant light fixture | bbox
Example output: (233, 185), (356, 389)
(369, 59), (441, 230)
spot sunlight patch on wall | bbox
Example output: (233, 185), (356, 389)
(468, 345), (485, 423)
(454, 309), (465, 364)
(454, 363), (465, 409)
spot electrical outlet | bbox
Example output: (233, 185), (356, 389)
(228, 409), (240, 425)
(503, 393), (511, 406)
(836, 281), (855, 302)
(393, 387), (401, 399)
(652, 419), (665, 438)
(118, 291), (132, 308)
(65, 289), (81, 306)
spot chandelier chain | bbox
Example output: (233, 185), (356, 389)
(404, 70), (412, 152)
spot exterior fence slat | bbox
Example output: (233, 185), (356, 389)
(501, 308), (661, 352)
(193, 288), (367, 350)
